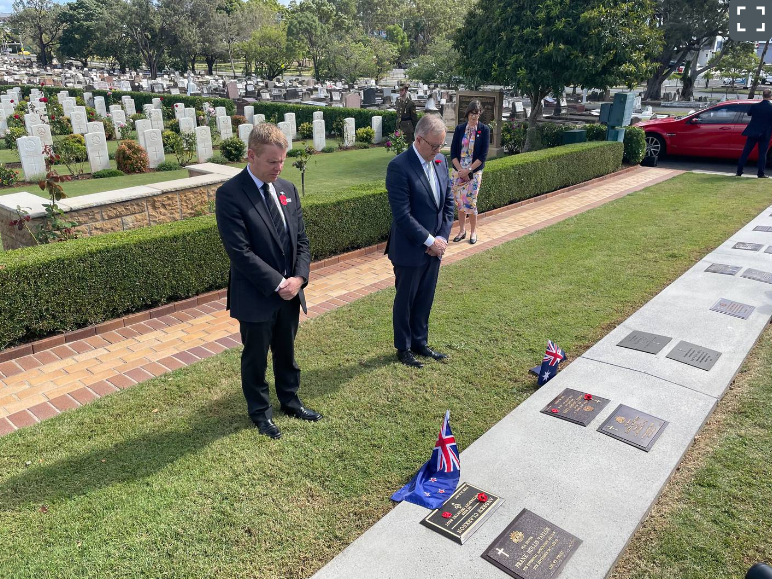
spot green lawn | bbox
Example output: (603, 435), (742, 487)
(1, 173), (770, 578)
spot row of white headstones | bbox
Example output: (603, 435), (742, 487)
(7, 88), (385, 181)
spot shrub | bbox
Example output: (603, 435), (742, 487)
(355, 127), (375, 143)
(92, 169), (125, 178)
(502, 121), (527, 154)
(0, 164), (19, 186)
(231, 115), (247, 131)
(219, 136), (246, 162)
(162, 130), (179, 153)
(331, 117), (345, 138)
(6, 112), (24, 130)
(209, 153), (230, 165)
(622, 126), (646, 164)
(585, 124), (607, 141)
(64, 134), (86, 147)
(247, 102), (396, 136)
(355, 142), (370, 149)
(286, 148), (305, 157)
(321, 145), (335, 153)
(102, 117), (116, 140)
(54, 135), (88, 177)
(538, 123), (575, 149)
(298, 121), (314, 139)
(130, 113), (146, 123)
(167, 119), (180, 134)
(156, 160), (182, 172)
(115, 140), (149, 174)
(108, 150), (116, 160)
(171, 131), (197, 166)
(4, 126), (26, 151)
(49, 115), (72, 136)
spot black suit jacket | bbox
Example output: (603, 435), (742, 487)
(215, 168), (310, 323)
(450, 122), (490, 173)
(385, 147), (455, 267)
(743, 100), (772, 139)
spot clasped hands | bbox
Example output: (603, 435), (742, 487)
(278, 276), (304, 300)
(456, 168), (472, 182)
(426, 237), (448, 258)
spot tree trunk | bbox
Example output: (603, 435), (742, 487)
(149, 58), (158, 80)
(206, 56), (216, 75)
(681, 58), (698, 100)
(190, 56), (197, 73)
(524, 92), (545, 152)
(749, 40), (771, 99)
(81, 58), (89, 68)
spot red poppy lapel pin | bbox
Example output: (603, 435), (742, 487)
(434, 158), (442, 165)
(279, 192), (291, 205)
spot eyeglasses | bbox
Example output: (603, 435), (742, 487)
(419, 136), (444, 151)
(469, 111), (481, 116)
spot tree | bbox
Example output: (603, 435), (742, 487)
(369, 36), (397, 83)
(287, 0), (335, 81)
(243, 24), (296, 80)
(713, 41), (758, 89)
(749, 41), (770, 99)
(385, 24), (409, 67)
(457, 0), (661, 151)
(121, 0), (175, 79)
(10, 0), (65, 66)
(57, 0), (102, 67)
(642, 0), (728, 100)
(97, 0), (143, 73)
(407, 38), (459, 88)
(402, 0), (468, 58)
(322, 38), (375, 83)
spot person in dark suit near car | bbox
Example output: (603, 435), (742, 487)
(215, 123), (322, 439)
(737, 89), (772, 178)
(386, 114), (455, 368)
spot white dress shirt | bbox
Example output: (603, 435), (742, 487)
(412, 144), (442, 248)
(247, 165), (288, 291)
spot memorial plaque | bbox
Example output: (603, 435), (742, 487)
(540, 388), (610, 427)
(705, 263), (741, 276)
(616, 330), (672, 354)
(597, 404), (668, 452)
(754, 225), (772, 232)
(666, 340), (721, 371)
(742, 268), (772, 284)
(732, 242), (763, 252)
(764, 246), (772, 255)
(709, 298), (755, 320)
(421, 482), (503, 544)
(481, 509), (581, 579)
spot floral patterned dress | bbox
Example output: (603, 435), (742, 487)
(451, 124), (483, 215)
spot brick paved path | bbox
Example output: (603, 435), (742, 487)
(0, 167), (681, 436)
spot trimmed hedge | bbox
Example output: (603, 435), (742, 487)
(252, 102), (397, 136)
(0, 141), (622, 348)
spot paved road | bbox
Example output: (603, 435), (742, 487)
(655, 155), (769, 177)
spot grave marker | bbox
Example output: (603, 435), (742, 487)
(597, 404), (668, 452)
(17, 135), (46, 180)
(85, 131), (110, 173)
(195, 126), (213, 162)
(144, 128), (165, 168)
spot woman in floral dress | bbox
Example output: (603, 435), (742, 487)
(450, 100), (490, 244)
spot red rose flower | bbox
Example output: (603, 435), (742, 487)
(51, 115), (55, 120)
(24, 215), (30, 221)
(441, 512), (452, 519)
(550, 408), (559, 413)
(279, 194), (288, 205)
(584, 393), (592, 400)
(477, 493), (488, 503)
(13, 114), (19, 119)
(10, 100), (13, 103)
(40, 97), (48, 103)
(9, 220), (17, 226)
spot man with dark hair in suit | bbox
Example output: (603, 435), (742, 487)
(215, 123), (322, 439)
(386, 114), (455, 368)
(737, 89), (772, 178)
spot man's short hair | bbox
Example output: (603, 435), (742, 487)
(764, 89), (772, 99)
(248, 123), (288, 154)
(399, 83), (410, 91)
(415, 114), (446, 137)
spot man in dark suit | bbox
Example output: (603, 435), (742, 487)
(386, 115), (455, 368)
(737, 89), (772, 178)
(215, 123), (322, 439)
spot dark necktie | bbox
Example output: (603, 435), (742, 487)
(261, 182), (292, 275)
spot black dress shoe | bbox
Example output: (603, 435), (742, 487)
(412, 345), (448, 360)
(281, 405), (323, 421)
(452, 231), (466, 242)
(397, 349), (424, 368)
(253, 419), (282, 439)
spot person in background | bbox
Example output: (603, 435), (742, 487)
(395, 83), (419, 144)
(451, 100), (490, 244)
(736, 89), (772, 178)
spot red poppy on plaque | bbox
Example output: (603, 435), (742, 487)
(441, 511), (452, 519)
(584, 393), (592, 400)
(550, 408), (559, 413)
(278, 193), (288, 206)
(477, 493), (488, 503)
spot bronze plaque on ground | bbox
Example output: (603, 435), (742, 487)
(705, 263), (741, 276)
(754, 225), (772, 232)
(421, 482), (503, 544)
(666, 340), (721, 371)
(540, 388), (610, 427)
(481, 509), (581, 579)
(709, 298), (755, 320)
(617, 330), (672, 354)
(741, 268), (772, 284)
(732, 242), (763, 251)
(597, 404), (668, 452)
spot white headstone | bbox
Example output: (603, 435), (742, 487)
(30, 123), (53, 147)
(122, 96), (136, 116)
(244, 106), (254, 124)
(87, 121), (105, 134)
(23, 113), (38, 134)
(238, 123), (253, 156)
(109, 104), (122, 117)
(284, 112), (297, 138)
(112, 110), (126, 139)
(343, 117), (355, 147)
(174, 105), (186, 120)
(94, 96), (106, 117)
(195, 126), (213, 162)
(149, 109), (163, 131)
(62, 99), (75, 116)
(57, 91), (69, 104)
(313, 111), (324, 121)
(143, 128), (165, 168)
(184, 108), (196, 122)
(135, 119), (152, 148)
(143, 104), (153, 116)
(178, 117), (195, 135)
(17, 136), (46, 180)
(254, 114), (265, 125)
(71, 107), (88, 134)
(83, 91), (93, 107)
(313, 119), (326, 151)
(371, 116), (382, 144)
(215, 106), (227, 119)
(218, 116), (233, 139)
(152, 97), (162, 109)
(85, 131), (110, 173)
(278, 121), (293, 150)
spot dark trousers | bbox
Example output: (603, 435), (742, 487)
(392, 258), (441, 351)
(239, 298), (303, 422)
(737, 134), (770, 176)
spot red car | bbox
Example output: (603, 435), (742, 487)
(635, 100), (772, 168)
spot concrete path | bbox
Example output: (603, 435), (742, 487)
(0, 166), (679, 436)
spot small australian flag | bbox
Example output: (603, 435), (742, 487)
(537, 340), (566, 386)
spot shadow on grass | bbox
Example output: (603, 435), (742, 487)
(0, 354), (393, 511)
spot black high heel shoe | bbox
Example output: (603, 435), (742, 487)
(453, 231), (466, 242)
